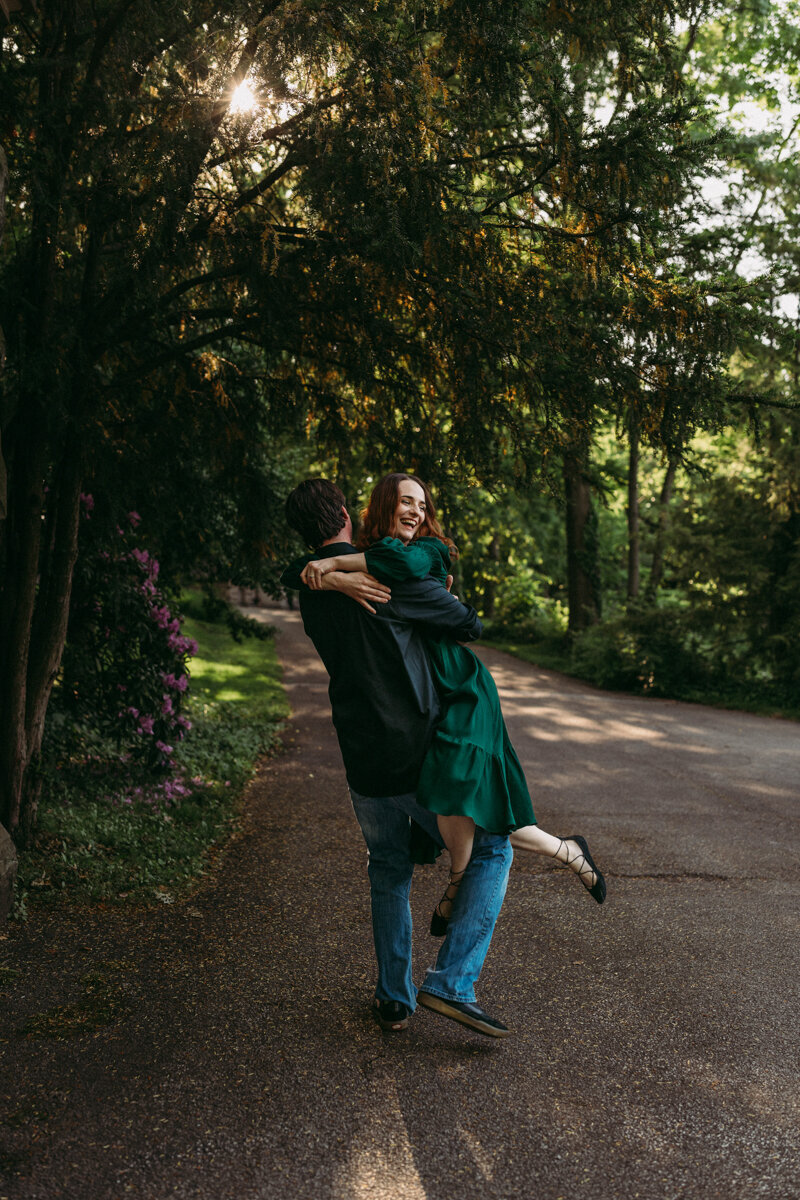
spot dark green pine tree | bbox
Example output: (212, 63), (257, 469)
(0, 0), (758, 841)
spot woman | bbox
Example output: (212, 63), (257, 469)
(301, 473), (606, 932)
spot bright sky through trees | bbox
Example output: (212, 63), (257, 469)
(229, 79), (258, 114)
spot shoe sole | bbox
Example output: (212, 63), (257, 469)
(417, 992), (512, 1038)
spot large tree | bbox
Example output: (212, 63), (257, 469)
(0, 0), (752, 841)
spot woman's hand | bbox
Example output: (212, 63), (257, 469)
(324, 571), (391, 614)
(301, 557), (338, 589)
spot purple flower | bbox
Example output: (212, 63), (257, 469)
(152, 606), (172, 630)
(138, 715), (155, 735)
(176, 714), (192, 730)
(80, 493), (95, 516)
(162, 672), (188, 692)
(163, 778), (189, 800)
(156, 741), (173, 755)
(126, 706), (140, 719)
(167, 632), (196, 656)
(128, 511), (142, 527)
(161, 695), (174, 716)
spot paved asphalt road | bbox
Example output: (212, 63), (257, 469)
(1, 605), (798, 1200)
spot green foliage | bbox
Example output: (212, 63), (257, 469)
(182, 607), (288, 713)
(442, 479), (566, 616)
(181, 587), (276, 643)
(568, 604), (711, 696)
(1, 1), (795, 854)
(663, 430), (800, 703)
(471, 418), (800, 714)
(50, 502), (196, 774)
(13, 600), (288, 915)
(0, 0), (751, 498)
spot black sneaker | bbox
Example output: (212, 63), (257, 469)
(372, 998), (411, 1031)
(417, 992), (511, 1038)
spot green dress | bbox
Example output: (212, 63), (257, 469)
(365, 537), (537, 834)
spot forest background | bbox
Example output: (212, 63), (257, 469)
(1, 0), (798, 905)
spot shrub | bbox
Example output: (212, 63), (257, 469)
(483, 599), (568, 649)
(570, 604), (716, 696)
(48, 500), (196, 776)
(16, 594), (287, 911)
(179, 586), (275, 643)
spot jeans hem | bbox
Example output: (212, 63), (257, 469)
(418, 984), (476, 1005)
(375, 990), (416, 1013)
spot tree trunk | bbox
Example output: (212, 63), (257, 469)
(0, 412), (47, 837)
(0, 429), (82, 842)
(564, 452), (601, 632)
(0, 140), (17, 902)
(24, 441), (83, 841)
(483, 533), (500, 618)
(646, 458), (678, 602)
(627, 412), (640, 600)
(766, 506), (800, 680)
(0, 6), (84, 842)
(1, 143), (8, 521)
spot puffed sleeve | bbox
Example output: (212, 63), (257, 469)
(364, 537), (437, 582)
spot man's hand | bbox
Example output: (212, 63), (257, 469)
(301, 558), (336, 589)
(323, 571), (391, 614)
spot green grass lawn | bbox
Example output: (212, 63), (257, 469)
(185, 612), (288, 712)
(13, 599), (289, 916)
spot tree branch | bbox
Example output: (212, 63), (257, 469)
(188, 155), (299, 240)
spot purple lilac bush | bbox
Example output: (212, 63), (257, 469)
(51, 501), (199, 799)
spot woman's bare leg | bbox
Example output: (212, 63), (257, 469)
(510, 824), (605, 901)
(437, 814), (475, 875)
(432, 814), (475, 928)
(509, 824), (561, 858)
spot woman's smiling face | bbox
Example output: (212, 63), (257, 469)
(391, 479), (427, 543)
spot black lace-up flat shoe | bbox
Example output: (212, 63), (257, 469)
(555, 834), (607, 904)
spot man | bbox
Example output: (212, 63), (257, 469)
(281, 478), (513, 1038)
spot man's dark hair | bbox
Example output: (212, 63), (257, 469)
(285, 478), (347, 548)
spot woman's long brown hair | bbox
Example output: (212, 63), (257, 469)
(357, 473), (456, 557)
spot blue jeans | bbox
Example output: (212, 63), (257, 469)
(349, 788), (513, 1010)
